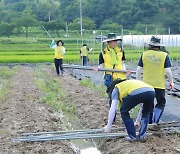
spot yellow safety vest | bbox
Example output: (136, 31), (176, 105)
(142, 50), (167, 89)
(54, 46), (65, 59)
(102, 45), (126, 80)
(116, 80), (153, 102)
(81, 46), (88, 56)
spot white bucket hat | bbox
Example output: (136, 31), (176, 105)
(102, 33), (122, 43)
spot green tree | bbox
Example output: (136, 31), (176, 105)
(0, 22), (15, 37)
(44, 19), (66, 37)
(15, 10), (39, 38)
(59, 0), (79, 23)
(100, 21), (122, 32)
(33, 0), (60, 22)
(68, 18), (96, 31)
(132, 0), (159, 24)
(83, 0), (113, 28)
(162, 0), (180, 34)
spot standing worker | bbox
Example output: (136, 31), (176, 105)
(50, 39), (65, 76)
(103, 79), (155, 142)
(80, 44), (89, 66)
(94, 33), (127, 122)
(135, 36), (174, 125)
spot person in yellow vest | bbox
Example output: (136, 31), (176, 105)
(50, 40), (65, 76)
(80, 44), (89, 66)
(103, 79), (155, 142)
(94, 33), (127, 122)
(135, 36), (174, 126)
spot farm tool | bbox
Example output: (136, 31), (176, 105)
(12, 121), (180, 142)
(43, 27), (54, 40)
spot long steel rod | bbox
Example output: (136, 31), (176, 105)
(21, 121), (179, 136)
(43, 27), (53, 39)
(63, 64), (136, 73)
(13, 129), (180, 143)
(12, 121), (180, 142)
(12, 132), (128, 142)
(21, 127), (124, 136)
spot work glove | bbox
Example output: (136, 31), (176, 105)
(103, 125), (111, 133)
(89, 48), (93, 51)
(169, 82), (174, 90)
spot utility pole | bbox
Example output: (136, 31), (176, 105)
(80, 0), (83, 36)
(121, 27), (124, 50)
(48, 11), (51, 22)
(66, 21), (68, 38)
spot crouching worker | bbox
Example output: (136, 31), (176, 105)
(103, 79), (155, 142)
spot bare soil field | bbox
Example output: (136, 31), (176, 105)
(0, 64), (180, 154)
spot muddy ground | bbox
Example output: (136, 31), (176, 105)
(0, 63), (180, 154)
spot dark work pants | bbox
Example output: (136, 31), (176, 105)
(120, 91), (155, 122)
(82, 56), (88, 66)
(154, 88), (166, 109)
(54, 58), (63, 75)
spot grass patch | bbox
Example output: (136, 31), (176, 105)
(0, 66), (17, 102)
(34, 66), (75, 113)
(80, 78), (107, 97)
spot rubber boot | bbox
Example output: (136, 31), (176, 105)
(124, 119), (137, 142)
(152, 108), (163, 124)
(138, 118), (149, 141)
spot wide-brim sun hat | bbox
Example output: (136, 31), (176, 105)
(148, 36), (162, 46)
(102, 33), (122, 43)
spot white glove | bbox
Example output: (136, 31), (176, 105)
(103, 125), (111, 133)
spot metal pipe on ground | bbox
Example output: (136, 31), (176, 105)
(12, 132), (128, 142)
(12, 121), (180, 142)
(21, 127), (125, 136)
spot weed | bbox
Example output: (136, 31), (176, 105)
(34, 66), (75, 113)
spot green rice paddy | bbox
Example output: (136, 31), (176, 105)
(0, 37), (179, 63)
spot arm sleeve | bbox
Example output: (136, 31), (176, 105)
(136, 66), (143, 80)
(106, 88), (119, 128)
(62, 48), (65, 55)
(99, 52), (104, 64)
(164, 55), (172, 68)
(106, 99), (118, 128)
(165, 68), (173, 83)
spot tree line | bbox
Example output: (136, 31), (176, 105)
(0, 0), (179, 38)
